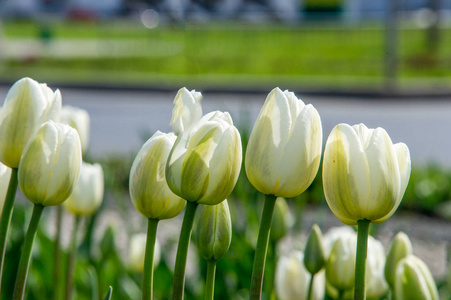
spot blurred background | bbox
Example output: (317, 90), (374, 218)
(0, 0), (451, 92)
(1, 0), (451, 299)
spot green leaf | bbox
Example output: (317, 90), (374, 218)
(103, 286), (113, 300)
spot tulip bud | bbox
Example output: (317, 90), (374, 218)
(196, 200), (232, 261)
(129, 233), (161, 273)
(384, 232), (413, 288)
(166, 111), (242, 205)
(0, 77), (61, 168)
(18, 122), (82, 206)
(394, 255), (439, 300)
(304, 224), (326, 275)
(130, 131), (185, 220)
(275, 251), (325, 300)
(170, 87), (202, 135)
(323, 123), (411, 225)
(100, 225), (116, 259)
(245, 88), (322, 198)
(366, 236), (389, 299)
(325, 230), (356, 292)
(63, 162), (104, 216)
(61, 105), (90, 153)
(0, 163), (12, 215)
(271, 197), (294, 242)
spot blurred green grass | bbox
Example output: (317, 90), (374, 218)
(1, 20), (451, 89)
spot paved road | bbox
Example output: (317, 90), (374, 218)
(1, 87), (450, 167)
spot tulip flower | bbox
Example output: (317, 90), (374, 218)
(0, 163), (11, 216)
(64, 162), (104, 216)
(129, 233), (161, 273)
(170, 87), (202, 135)
(61, 105), (90, 153)
(166, 111), (242, 206)
(168, 110), (242, 300)
(129, 131), (186, 300)
(275, 251), (325, 300)
(384, 232), (413, 289)
(0, 77), (62, 169)
(322, 123), (411, 300)
(14, 121), (81, 300)
(246, 88), (322, 299)
(271, 197), (294, 243)
(245, 87), (322, 198)
(130, 131), (185, 220)
(394, 255), (439, 300)
(196, 200), (232, 300)
(304, 224), (326, 300)
(366, 236), (389, 299)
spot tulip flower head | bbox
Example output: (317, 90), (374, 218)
(18, 121), (82, 206)
(129, 233), (161, 273)
(304, 224), (326, 275)
(323, 123), (411, 225)
(196, 200), (232, 261)
(245, 88), (322, 198)
(385, 232), (413, 288)
(170, 87), (203, 135)
(366, 236), (389, 299)
(394, 255), (439, 300)
(0, 162), (11, 215)
(61, 105), (90, 152)
(0, 77), (61, 168)
(166, 111), (242, 205)
(275, 251), (325, 300)
(64, 162), (104, 216)
(130, 131), (185, 220)
(271, 197), (294, 242)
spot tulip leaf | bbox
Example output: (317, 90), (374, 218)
(103, 286), (113, 300)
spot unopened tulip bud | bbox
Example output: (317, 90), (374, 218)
(130, 131), (185, 220)
(394, 255), (439, 300)
(323, 123), (411, 225)
(326, 231), (356, 292)
(0, 163), (11, 215)
(0, 77), (61, 168)
(166, 111), (242, 205)
(64, 162), (104, 216)
(18, 122), (82, 206)
(271, 197), (293, 242)
(170, 87), (202, 135)
(61, 106), (90, 152)
(245, 88), (322, 198)
(385, 232), (413, 288)
(275, 251), (325, 300)
(129, 233), (161, 273)
(304, 224), (325, 275)
(196, 200), (232, 261)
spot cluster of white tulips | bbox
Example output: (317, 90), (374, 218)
(0, 77), (442, 300)
(0, 78), (105, 300)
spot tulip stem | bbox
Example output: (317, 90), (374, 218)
(205, 260), (216, 300)
(249, 194), (277, 300)
(354, 219), (370, 300)
(307, 273), (315, 300)
(13, 203), (45, 300)
(0, 168), (18, 293)
(66, 215), (82, 300)
(53, 206), (63, 300)
(142, 218), (159, 300)
(172, 201), (198, 300)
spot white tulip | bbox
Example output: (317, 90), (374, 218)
(170, 87), (202, 135)
(61, 106), (90, 153)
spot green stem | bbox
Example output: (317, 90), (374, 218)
(249, 194), (277, 300)
(142, 218), (159, 300)
(53, 206), (63, 300)
(172, 201), (198, 300)
(13, 203), (45, 300)
(307, 273), (315, 300)
(65, 215), (82, 300)
(205, 260), (216, 300)
(0, 168), (18, 293)
(354, 219), (370, 300)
